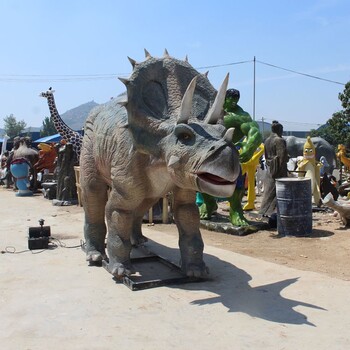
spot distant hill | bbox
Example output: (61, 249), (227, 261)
(0, 100), (99, 138)
(60, 100), (99, 130)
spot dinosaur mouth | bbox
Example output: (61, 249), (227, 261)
(196, 172), (237, 198)
(197, 172), (236, 186)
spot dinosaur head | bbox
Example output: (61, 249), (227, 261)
(119, 50), (240, 197)
(164, 121), (240, 197)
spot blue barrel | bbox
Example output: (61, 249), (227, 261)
(276, 177), (312, 236)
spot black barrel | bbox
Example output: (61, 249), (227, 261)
(276, 177), (312, 236)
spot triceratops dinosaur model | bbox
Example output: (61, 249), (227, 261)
(80, 50), (240, 278)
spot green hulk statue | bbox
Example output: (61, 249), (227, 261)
(199, 88), (262, 226)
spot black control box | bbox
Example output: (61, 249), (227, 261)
(28, 224), (51, 250)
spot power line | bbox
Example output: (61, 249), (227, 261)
(0, 77), (118, 82)
(257, 60), (346, 86)
(259, 116), (322, 127)
(0, 59), (347, 86)
(195, 60), (253, 70)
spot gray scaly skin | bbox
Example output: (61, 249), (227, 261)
(80, 50), (241, 278)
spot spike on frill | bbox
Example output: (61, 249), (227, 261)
(184, 55), (188, 62)
(127, 56), (137, 68)
(163, 49), (170, 57)
(118, 77), (130, 86)
(144, 49), (152, 59)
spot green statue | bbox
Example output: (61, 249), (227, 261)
(199, 89), (262, 226)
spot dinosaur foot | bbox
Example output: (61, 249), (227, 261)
(131, 234), (148, 247)
(183, 262), (209, 278)
(86, 250), (107, 265)
(107, 261), (135, 278)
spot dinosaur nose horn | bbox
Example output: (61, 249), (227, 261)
(177, 76), (198, 125)
(223, 127), (235, 142)
(204, 73), (229, 125)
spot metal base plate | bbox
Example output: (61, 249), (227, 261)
(102, 248), (204, 291)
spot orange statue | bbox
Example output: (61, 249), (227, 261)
(34, 143), (57, 173)
(336, 144), (350, 172)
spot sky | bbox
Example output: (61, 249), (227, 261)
(1, 0), (350, 132)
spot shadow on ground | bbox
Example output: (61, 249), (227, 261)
(101, 239), (327, 327)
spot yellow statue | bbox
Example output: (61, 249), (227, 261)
(241, 143), (265, 210)
(297, 136), (322, 206)
(336, 144), (350, 172)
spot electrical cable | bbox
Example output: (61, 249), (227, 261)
(0, 58), (345, 86)
(1, 238), (85, 254)
(256, 60), (346, 86)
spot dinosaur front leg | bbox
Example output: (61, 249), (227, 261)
(105, 191), (137, 277)
(173, 188), (209, 277)
(82, 182), (108, 263)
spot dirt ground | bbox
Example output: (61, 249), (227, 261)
(3, 185), (349, 282)
(147, 194), (350, 282)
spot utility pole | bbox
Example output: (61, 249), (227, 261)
(253, 56), (256, 120)
(261, 116), (265, 137)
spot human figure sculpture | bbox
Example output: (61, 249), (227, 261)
(55, 142), (77, 204)
(199, 88), (262, 226)
(297, 136), (322, 206)
(259, 120), (288, 217)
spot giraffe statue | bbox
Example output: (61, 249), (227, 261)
(40, 87), (83, 162)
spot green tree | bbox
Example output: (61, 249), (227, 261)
(3, 114), (27, 138)
(40, 116), (57, 137)
(310, 81), (350, 148)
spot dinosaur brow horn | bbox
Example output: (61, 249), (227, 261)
(204, 73), (229, 124)
(177, 76), (198, 125)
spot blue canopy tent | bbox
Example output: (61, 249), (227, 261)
(33, 133), (62, 143)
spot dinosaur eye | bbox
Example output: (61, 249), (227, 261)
(174, 124), (195, 143)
